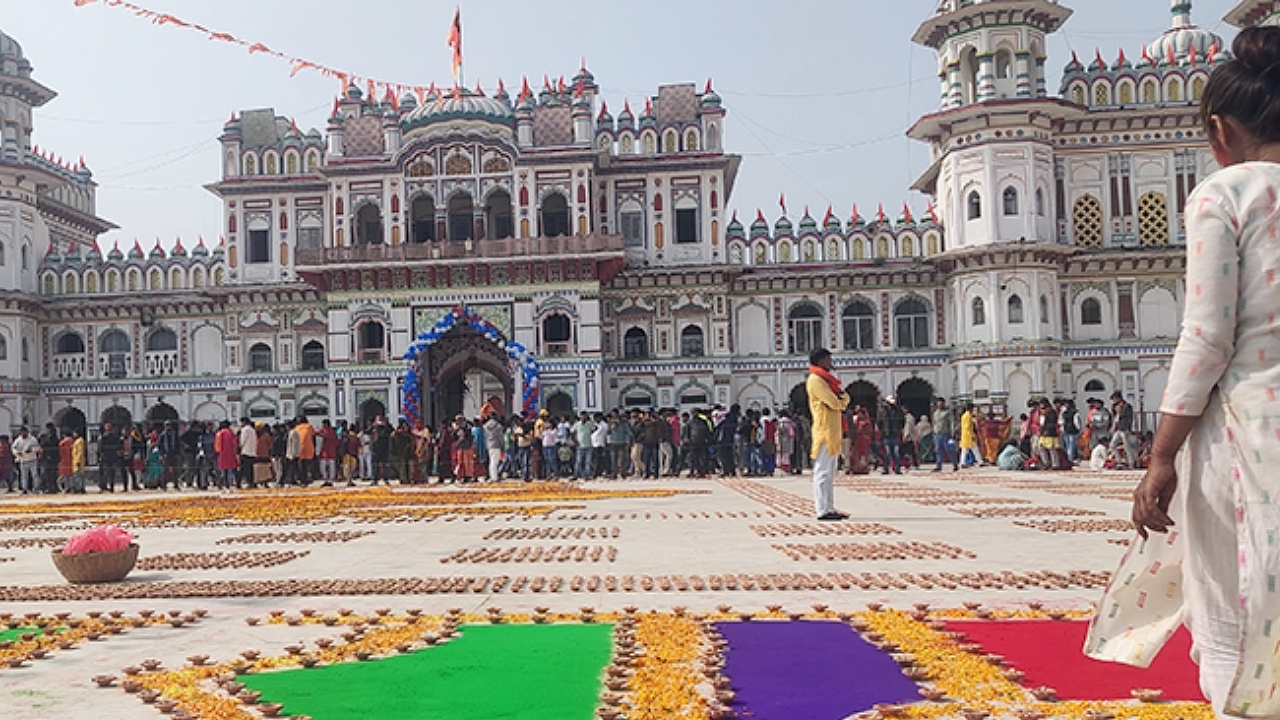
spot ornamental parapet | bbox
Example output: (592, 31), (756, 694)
(296, 233), (625, 267)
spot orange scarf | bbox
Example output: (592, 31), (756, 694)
(809, 365), (843, 395)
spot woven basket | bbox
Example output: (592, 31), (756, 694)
(51, 544), (139, 584)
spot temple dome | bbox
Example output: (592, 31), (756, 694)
(1147, 1), (1224, 65)
(0, 30), (33, 79)
(401, 87), (515, 136)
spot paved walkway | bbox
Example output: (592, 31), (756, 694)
(0, 467), (1144, 719)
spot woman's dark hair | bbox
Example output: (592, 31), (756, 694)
(1202, 26), (1280, 142)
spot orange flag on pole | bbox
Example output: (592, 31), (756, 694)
(447, 7), (463, 87)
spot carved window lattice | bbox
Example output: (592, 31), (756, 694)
(445, 154), (473, 175)
(1138, 192), (1169, 247)
(1073, 195), (1103, 247)
(1094, 83), (1110, 106)
(1142, 81), (1157, 104)
(1119, 83), (1133, 105)
(407, 157), (435, 177)
(483, 156), (510, 173)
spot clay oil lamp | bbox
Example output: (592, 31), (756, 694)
(140, 659), (163, 671)
(299, 655), (319, 668)
(961, 708), (990, 720)
(873, 704), (908, 718)
(1014, 709), (1044, 720)
(284, 644), (305, 656)
(259, 704), (285, 718)
(919, 687), (946, 702)
(92, 674), (117, 688)
(1132, 689), (1164, 703)
(7, 656), (27, 668)
(186, 655), (209, 667)
(866, 602), (884, 612)
(138, 689), (161, 704)
(1029, 687), (1058, 702)
(155, 699), (178, 713)
(236, 689), (262, 705)
(122, 665), (143, 676)
(122, 679), (144, 693)
(1084, 711), (1115, 720)
(244, 617), (261, 626)
(355, 650), (373, 661)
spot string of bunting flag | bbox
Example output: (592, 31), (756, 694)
(72, 0), (455, 102)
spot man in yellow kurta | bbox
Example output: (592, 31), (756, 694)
(806, 348), (850, 520)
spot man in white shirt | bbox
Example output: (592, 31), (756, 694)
(12, 427), (39, 495)
(238, 417), (258, 489)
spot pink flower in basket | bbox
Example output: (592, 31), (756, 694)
(62, 525), (134, 556)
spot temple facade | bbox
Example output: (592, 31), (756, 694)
(1, 0), (1265, 433)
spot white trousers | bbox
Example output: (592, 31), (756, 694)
(812, 445), (838, 516)
(488, 451), (504, 482)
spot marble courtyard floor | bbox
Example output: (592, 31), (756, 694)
(0, 468), (1209, 720)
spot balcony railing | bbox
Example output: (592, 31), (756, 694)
(52, 354), (87, 380)
(296, 234), (626, 266)
(358, 348), (386, 364)
(99, 353), (131, 379)
(542, 342), (572, 357)
(144, 350), (179, 376)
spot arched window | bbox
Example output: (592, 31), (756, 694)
(894, 297), (930, 349)
(680, 325), (705, 358)
(1008, 294), (1025, 324)
(1084, 379), (1106, 393)
(485, 189), (513, 239)
(1002, 187), (1019, 216)
(540, 192), (570, 237)
(0, 335), (7, 360)
(146, 328), (178, 352)
(787, 303), (823, 355)
(356, 321), (386, 363)
(410, 195), (436, 243)
(21, 338), (28, 363)
(542, 313), (572, 355)
(101, 330), (130, 354)
(1040, 295), (1050, 324)
(842, 300), (876, 351)
(1035, 188), (1046, 217)
(55, 332), (85, 354)
(972, 297), (986, 326)
(248, 343), (273, 372)
(0, 242), (6, 266)
(300, 340), (326, 370)
(243, 153), (257, 175)
(21, 244), (28, 270)
(1138, 192), (1170, 247)
(355, 203), (384, 245)
(101, 329), (129, 378)
(1081, 297), (1103, 326)
(1094, 83), (1110, 106)
(1073, 195), (1103, 247)
(967, 190), (982, 220)
(447, 193), (474, 241)
(995, 49), (1013, 80)
(1142, 80), (1157, 104)
(623, 327), (649, 359)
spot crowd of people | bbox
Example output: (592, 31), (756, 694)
(842, 390), (1150, 476)
(0, 405), (818, 493)
(0, 387), (1149, 496)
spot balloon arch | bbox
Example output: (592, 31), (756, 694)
(400, 306), (540, 427)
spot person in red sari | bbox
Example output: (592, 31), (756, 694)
(848, 406), (874, 475)
(978, 411), (1012, 468)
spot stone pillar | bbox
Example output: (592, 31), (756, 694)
(976, 53), (996, 101)
(946, 61), (964, 108)
(1015, 52), (1032, 98)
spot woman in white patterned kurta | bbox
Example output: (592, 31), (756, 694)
(1087, 28), (1280, 718)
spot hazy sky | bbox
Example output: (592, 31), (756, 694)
(4, 0), (1240, 250)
